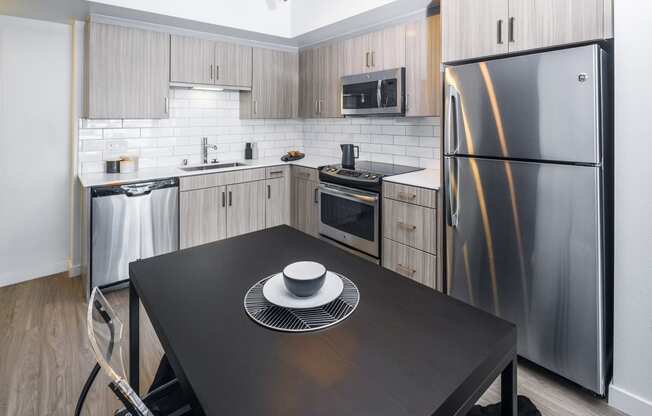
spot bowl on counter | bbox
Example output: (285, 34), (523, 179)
(282, 261), (326, 297)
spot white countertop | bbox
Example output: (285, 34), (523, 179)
(78, 156), (339, 187)
(383, 168), (440, 190)
(79, 156), (440, 190)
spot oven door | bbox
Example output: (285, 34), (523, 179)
(319, 183), (380, 257)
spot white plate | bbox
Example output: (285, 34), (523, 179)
(262, 271), (344, 309)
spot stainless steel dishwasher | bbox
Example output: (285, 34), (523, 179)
(91, 178), (178, 290)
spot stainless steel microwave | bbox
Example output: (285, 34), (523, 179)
(341, 68), (405, 116)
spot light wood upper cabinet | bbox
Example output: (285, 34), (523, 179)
(508, 0), (607, 52)
(299, 48), (318, 118)
(85, 22), (170, 119)
(405, 16), (442, 117)
(300, 43), (342, 118)
(226, 181), (266, 238)
(341, 26), (406, 75)
(171, 35), (252, 87)
(442, 0), (509, 63)
(241, 48), (298, 119)
(180, 186), (226, 249)
(265, 178), (288, 228)
(442, 0), (614, 63)
(214, 41), (252, 87)
(341, 35), (368, 76)
(375, 25), (406, 70)
(170, 35), (214, 85)
(318, 42), (342, 118)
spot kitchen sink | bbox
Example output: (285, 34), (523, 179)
(180, 162), (248, 172)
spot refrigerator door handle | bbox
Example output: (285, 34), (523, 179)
(446, 157), (459, 228)
(445, 85), (460, 154)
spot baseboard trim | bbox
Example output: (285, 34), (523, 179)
(609, 383), (652, 416)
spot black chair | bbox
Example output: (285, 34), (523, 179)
(75, 286), (193, 416)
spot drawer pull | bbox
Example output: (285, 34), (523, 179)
(269, 170), (284, 176)
(397, 263), (416, 276)
(397, 221), (417, 231)
(397, 191), (417, 201)
(301, 172), (310, 178)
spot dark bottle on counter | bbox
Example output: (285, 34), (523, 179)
(245, 142), (253, 160)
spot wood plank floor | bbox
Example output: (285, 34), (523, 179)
(0, 273), (627, 416)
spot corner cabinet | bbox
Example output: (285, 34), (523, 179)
(85, 22), (170, 119)
(442, 0), (614, 63)
(240, 48), (298, 119)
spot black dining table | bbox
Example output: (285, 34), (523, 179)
(128, 225), (516, 416)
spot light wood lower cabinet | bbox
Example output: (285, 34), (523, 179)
(291, 176), (319, 237)
(226, 181), (266, 238)
(265, 178), (288, 228)
(383, 198), (437, 254)
(180, 186), (226, 249)
(383, 238), (437, 289)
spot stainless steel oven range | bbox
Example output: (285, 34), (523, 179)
(318, 161), (422, 260)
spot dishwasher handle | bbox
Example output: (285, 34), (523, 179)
(92, 178), (178, 198)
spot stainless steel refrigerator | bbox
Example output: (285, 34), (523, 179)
(443, 44), (610, 394)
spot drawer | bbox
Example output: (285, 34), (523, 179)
(383, 198), (437, 254)
(292, 165), (318, 182)
(180, 168), (266, 191)
(382, 238), (437, 290)
(266, 166), (288, 179)
(383, 181), (437, 208)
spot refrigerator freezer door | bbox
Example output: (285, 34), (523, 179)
(445, 156), (605, 393)
(444, 45), (602, 164)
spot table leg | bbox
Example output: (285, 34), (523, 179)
(129, 282), (140, 394)
(501, 357), (517, 416)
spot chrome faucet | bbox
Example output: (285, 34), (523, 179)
(201, 137), (218, 164)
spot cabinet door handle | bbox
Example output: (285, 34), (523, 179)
(164, 96), (168, 114)
(365, 52), (370, 68)
(315, 99), (319, 115)
(397, 263), (417, 277)
(397, 221), (417, 231)
(397, 191), (417, 201)
(508, 17), (515, 42)
(253, 100), (257, 114)
(314, 188), (319, 204)
(222, 191), (225, 207)
(318, 100), (322, 114)
(210, 64), (213, 80)
(267, 184), (271, 199)
(497, 19), (504, 44)
(371, 51), (375, 67)
(228, 191), (232, 206)
(216, 64), (220, 80)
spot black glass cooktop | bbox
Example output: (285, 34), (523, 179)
(325, 161), (422, 177)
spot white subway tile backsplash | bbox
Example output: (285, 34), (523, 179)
(103, 128), (140, 139)
(79, 89), (441, 173)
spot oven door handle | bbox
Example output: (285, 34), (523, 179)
(319, 184), (378, 205)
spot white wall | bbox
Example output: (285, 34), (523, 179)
(290, 0), (397, 35)
(0, 15), (73, 286)
(93, 0), (293, 37)
(609, 1), (652, 415)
